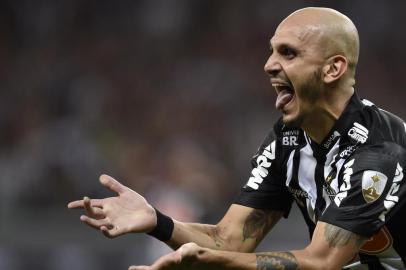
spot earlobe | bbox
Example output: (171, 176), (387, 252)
(323, 56), (347, 84)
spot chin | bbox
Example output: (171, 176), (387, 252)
(282, 112), (303, 128)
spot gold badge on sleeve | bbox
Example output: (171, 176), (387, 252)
(361, 171), (388, 203)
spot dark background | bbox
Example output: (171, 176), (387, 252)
(1, 1), (405, 269)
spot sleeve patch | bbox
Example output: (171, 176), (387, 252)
(361, 171), (388, 203)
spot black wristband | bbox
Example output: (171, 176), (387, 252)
(147, 208), (174, 242)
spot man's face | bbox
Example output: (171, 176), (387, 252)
(264, 22), (326, 127)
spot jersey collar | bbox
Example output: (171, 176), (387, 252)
(311, 92), (366, 151)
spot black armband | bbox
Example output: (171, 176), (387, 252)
(147, 208), (174, 242)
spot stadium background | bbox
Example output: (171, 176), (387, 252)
(1, 0), (406, 269)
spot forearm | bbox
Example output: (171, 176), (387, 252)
(195, 248), (301, 270)
(195, 248), (328, 270)
(164, 205), (284, 252)
(166, 221), (221, 250)
(141, 222), (364, 270)
(166, 220), (251, 251)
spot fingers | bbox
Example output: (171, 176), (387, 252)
(80, 215), (113, 230)
(178, 242), (199, 257)
(100, 225), (123, 238)
(100, 226), (113, 238)
(128, 266), (150, 270)
(128, 251), (182, 270)
(67, 198), (103, 209)
(67, 200), (85, 209)
(99, 174), (127, 194)
(83, 197), (105, 218)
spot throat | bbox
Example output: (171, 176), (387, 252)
(301, 110), (338, 144)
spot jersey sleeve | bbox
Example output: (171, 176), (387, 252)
(320, 142), (406, 237)
(234, 125), (294, 217)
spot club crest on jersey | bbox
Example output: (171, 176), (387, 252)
(348, 122), (368, 145)
(362, 171), (388, 203)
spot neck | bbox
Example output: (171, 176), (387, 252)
(302, 110), (338, 144)
(301, 86), (354, 144)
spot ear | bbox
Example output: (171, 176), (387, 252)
(322, 55), (348, 84)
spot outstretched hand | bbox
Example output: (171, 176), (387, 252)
(129, 243), (204, 270)
(67, 174), (157, 238)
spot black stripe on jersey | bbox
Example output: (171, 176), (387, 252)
(313, 149), (327, 221)
(290, 149), (301, 193)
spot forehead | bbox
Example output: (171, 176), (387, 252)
(270, 23), (322, 49)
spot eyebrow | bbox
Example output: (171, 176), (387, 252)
(269, 41), (300, 52)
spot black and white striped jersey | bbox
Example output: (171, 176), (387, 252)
(235, 93), (406, 269)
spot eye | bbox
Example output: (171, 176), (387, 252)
(280, 45), (297, 59)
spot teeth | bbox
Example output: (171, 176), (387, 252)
(273, 85), (292, 93)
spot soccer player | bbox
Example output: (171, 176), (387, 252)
(68, 7), (406, 270)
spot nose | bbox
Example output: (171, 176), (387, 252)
(264, 54), (281, 77)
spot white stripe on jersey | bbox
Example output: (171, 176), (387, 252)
(297, 143), (317, 220)
(285, 150), (295, 186)
(306, 197), (317, 224)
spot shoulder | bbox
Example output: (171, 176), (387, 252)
(360, 99), (406, 147)
(349, 142), (406, 174)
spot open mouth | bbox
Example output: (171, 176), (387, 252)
(273, 84), (295, 110)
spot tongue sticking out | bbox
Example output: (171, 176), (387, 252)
(276, 89), (293, 110)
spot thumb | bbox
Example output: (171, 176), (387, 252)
(178, 242), (200, 257)
(99, 174), (126, 194)
(100, 225), (125, 238)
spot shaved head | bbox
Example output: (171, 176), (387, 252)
(279, 7), (359, 74)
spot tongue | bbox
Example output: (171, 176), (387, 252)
(276, 89), (293, 110)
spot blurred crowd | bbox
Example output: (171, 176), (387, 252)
(1, 1), (406, 269)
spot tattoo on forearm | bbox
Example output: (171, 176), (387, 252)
(324, 223), (366, 248)
(208, 226), (226, 248)
(256, 252), (299, 270)
(243, 209), (282, 245)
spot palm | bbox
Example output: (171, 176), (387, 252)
(102, 190), (155, 234)
(68, 174), (156, 238)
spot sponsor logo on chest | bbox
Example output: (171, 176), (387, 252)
(348, 122), (369, 144)
(323, 131), (340, 148)
(339, 145), (357, 158)
(287, 186), (309, 199)
(282, 130), (299, 146)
